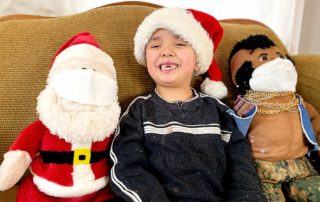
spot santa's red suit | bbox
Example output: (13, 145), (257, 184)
(10, 120), (114, 201)
(0, 32), (121, 202)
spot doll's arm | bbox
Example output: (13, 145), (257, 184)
(0, 120), (46, 191)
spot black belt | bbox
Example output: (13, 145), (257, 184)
(40, 149), (106, 165)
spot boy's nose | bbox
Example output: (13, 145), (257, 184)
(161, 46), (174, 57)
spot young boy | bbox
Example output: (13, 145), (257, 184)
(110, 8), (266, 202)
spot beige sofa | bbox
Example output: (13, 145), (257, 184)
(1, 2), (320, 201)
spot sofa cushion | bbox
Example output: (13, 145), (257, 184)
(0, 4), (289, 162)
(0, 5), (286, 163)
(0, 4), (310, 201)
(293, 55), (320, 111)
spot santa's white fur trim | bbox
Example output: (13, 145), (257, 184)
(51, 44), (116, 79)
(37, 87), (121, 144)
(33, 173), (108, 197)
(134, 7), (213, 75)
(201, 77), (228, 99)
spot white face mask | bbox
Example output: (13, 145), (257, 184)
(249, 57), (297, 92)
(50, 69), (118, 106)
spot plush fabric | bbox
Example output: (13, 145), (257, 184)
(293, 55), (320, 111)
(0, 3), (320, 201)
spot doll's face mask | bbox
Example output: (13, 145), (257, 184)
(51, 69), (118, 106)
(249, 57), (297, 92)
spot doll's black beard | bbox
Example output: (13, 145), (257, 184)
(235, 61), (254, 95)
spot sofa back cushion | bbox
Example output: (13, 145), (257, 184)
(0, 4), (286, 162)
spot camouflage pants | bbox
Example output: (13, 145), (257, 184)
(255, 156), (320, 202)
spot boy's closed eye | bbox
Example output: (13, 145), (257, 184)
(150, 44), (160, 48)
(175, 38), (189, 47)
(148, 42), (161, 49)
(175, 43), (187, 47)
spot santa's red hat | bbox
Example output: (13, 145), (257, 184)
(50, 32), (116, 79)
(134, 7), (227, 99)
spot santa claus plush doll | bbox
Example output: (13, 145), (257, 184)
(0, 32), (121, 201)
(228, 34), (320, 201)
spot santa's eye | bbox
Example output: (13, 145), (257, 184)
(259, 54), (269, 61)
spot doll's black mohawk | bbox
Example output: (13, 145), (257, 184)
(228, 34), (275, 66)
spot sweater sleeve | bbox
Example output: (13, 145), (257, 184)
(110, 100), (169, 202)
(219, 107), (267, 202)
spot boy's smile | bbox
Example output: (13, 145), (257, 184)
(159, 62), (178, 71)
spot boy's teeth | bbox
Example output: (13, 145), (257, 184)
(160, 64), (177, 70)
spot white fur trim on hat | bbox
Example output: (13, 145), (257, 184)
(201, 77), (228, 99)
(134, 7), (213, 75)
(51, 44), (116, 79)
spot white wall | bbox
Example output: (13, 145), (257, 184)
(1, 0), (318, 54)
(299, 0), (320, 54)
(81, 0), (305, 54)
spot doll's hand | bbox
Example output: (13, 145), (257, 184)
(233, 95), (255, 117)
(0, 150), (31, 191)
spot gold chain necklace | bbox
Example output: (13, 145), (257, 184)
(244, 91), (299, 115)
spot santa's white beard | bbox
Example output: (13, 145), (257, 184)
(36, 86), (121, 144)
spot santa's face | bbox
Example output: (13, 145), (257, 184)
(49, 58), (118, 108)
(230, 47), (297, 94)
(37, 57), (121, 143)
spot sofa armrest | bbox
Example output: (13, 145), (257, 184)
(293, 55), (320, 112)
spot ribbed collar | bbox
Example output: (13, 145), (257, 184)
(152, 88), (202, 111)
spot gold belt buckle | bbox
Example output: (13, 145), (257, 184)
(73, 148), (91, 165)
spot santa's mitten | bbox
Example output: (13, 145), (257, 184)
(0, 150), (31, 191)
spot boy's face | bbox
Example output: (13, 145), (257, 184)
(145, 29), (199, 89)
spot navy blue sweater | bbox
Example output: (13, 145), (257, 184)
(110, 90), (266, 202)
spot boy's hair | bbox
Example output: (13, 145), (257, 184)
(228, 34), (275, 66)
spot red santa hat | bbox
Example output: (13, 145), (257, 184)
(49, 32), (116, 80)
(134, 7), (227, 99)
